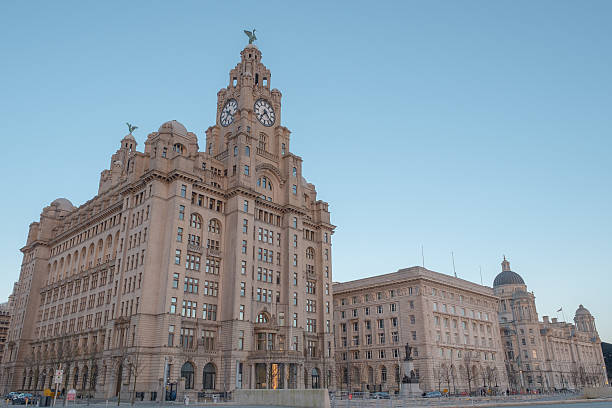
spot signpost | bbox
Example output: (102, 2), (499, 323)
(52, 367), (63, 407)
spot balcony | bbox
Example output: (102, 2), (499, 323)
(207, 248), (221, 258)
(187, 244), (203, 254)
(256, 147), (278, 161)
(215, 150), (229, 161)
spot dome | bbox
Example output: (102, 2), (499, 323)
(493, 270), (525, 287)
(51, 198), (75, 212)
(122, 133), (136, 141)
(575, 304), (591, 316)
(493, 257), (525, 287)
(158, 120), (192, 139)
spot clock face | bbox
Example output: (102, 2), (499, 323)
(220, 98), (238, 127)
(254, 99), (275, 127)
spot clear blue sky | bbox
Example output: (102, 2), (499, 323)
(1, 1), (610, 340)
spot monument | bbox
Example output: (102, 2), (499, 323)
(400, 343), (422, 398)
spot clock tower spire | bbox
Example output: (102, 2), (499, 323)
(206, 44), (287, 161)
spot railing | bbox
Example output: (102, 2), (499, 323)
(207, 248), (221, 258)
(256, 147), (278, 161)
(187, 244), (203, 254)
(215, 150), (229, 160)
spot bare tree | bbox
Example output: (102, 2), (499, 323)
(462, 352), (477, 395)
(442, 364), (451, 395)
(126, 345), (145, 405)
(433, 362), (443, 392)
(449, 364), (457, 395)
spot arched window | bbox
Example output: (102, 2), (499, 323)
(292, 167), (297, 177)
(245, 146), (250, 156)
(281, 143), (286, 155)
(81, 366), (89, 390)
(173, 143), (184, 155)
(257, 177), (273, 191)
(368, 366), (374, 384)
(190, 214), (202, 229)
(306, 247), (315, 260)
(73, 367), (79, 389)
(203, 363), (216, 390)
(381, 366), (387, 383)
(311, 368), (320, 389)
(91, 365), (98, 390)
(233, 146), (238, 156)
(181, 362), (195, 390)
(353, 367), (360, 385)
(208, 219), (220, 233)
(256, 312), (269, 323)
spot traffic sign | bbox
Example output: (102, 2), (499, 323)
(67, 389), (76, 401)
(54, 369), (63, 384)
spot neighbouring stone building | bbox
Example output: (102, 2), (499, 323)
(0, 301), (12, 364)
(0, 43), (335, 399)
(495, 258), (607, 391)
(333, 267), (508, 394)
(332, 258), (608, 395)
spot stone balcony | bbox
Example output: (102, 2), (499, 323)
(187, 244), (203, 254)
(207, 248), (221, 258)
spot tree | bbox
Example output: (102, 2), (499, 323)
(126, 345), (145, 405)
(433, 363), (443, 392)
(462, 352), (477, 395)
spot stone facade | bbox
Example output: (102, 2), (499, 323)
(495, 258), (607, 391)
(0, 44), (335, 399)
(333, 267), (508, 395)
(332, 258), (608, 395)
(0, 301), (12, 365)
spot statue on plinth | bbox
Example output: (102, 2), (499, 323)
(404, 342), (413, 361)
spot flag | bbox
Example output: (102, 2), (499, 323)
(557, 307), (563, 312)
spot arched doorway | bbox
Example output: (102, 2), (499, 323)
(81, 366), (89, 391)
(311, 368), (320, 389)
(40, 370), (47, 391)
(203, 363), (216, 390)
(181, 362), (194, 390)
(73, 367), (79, 389)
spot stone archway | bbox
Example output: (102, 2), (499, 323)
(202, 363), (216, 390)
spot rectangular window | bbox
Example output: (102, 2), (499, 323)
(170, 297), (177, 314)
(168, 325), (175, 346)
(172, 273), (179, 288)
(179, 205), (185, 220)
(174, 249), (181, 265)
(244, 165), (250, 176)
(177, 227), (183, 242)
(239, 305), (245, 320)
(241, 260), (247, 274)
(243, 200), (249, 212)
(180, 185), (187, 198)
(238, 330), (244, 350)
(292, 184), (297, 194)
(242, 219), (248, 233)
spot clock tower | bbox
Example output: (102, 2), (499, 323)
(205, 44), (336, 391)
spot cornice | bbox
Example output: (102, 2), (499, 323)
(52, 201), (123, 246)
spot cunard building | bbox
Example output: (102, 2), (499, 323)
(1, 43), (335, 400)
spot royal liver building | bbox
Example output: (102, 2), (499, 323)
(1, 43), (335, 400)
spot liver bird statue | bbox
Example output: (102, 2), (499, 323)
(126, 122), (138, 134)
(244, 29), (257, 44)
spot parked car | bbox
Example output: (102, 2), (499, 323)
(5, 392), (20, 400)
(12, 393), (34, 405)
(371, 392), (390, 399)
(424, 391), (442, 398)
